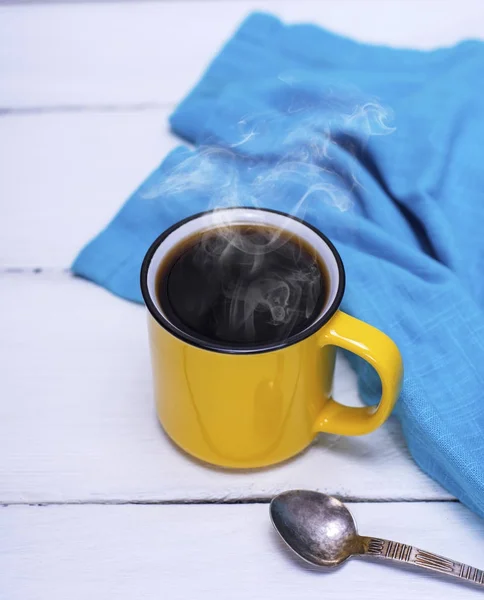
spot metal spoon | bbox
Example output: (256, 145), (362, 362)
(270, 490), (484, 588)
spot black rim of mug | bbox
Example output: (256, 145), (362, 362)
(140, 207), (346, 355)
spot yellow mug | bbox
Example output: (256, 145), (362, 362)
(140, 208), (403, 469)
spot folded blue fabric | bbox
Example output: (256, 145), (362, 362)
(73, 13), (484, 516)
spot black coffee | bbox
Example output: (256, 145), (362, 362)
(156, 225), (327, 348)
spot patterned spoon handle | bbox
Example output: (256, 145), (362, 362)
(360, 536), (484, 587)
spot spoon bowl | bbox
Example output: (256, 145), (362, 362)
(270, 490), (363, 567)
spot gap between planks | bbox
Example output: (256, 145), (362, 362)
(1, 498), (460, 507)
(0, 267), (70, 273)
(0, 103), (174, 116)
(0, 0), (287, 5)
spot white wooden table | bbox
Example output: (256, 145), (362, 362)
(1, 1), (483, 598)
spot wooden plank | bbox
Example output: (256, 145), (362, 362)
(0, 272), (449, 503)
(1, 501), (482, 600)
(0, 110), (178, 267)
(1, 1), (483, 108)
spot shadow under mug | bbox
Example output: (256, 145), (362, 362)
(140, 208), (403, 469)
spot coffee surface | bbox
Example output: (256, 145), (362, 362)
(156, 225), (327, 348)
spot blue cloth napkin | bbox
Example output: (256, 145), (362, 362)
(73, 13), (484, 516)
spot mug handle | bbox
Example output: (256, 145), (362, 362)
(314, 311), (403, 436)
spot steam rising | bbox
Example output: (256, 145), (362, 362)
(198, 226), (322, 343)
(146, 80), (395, 345)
